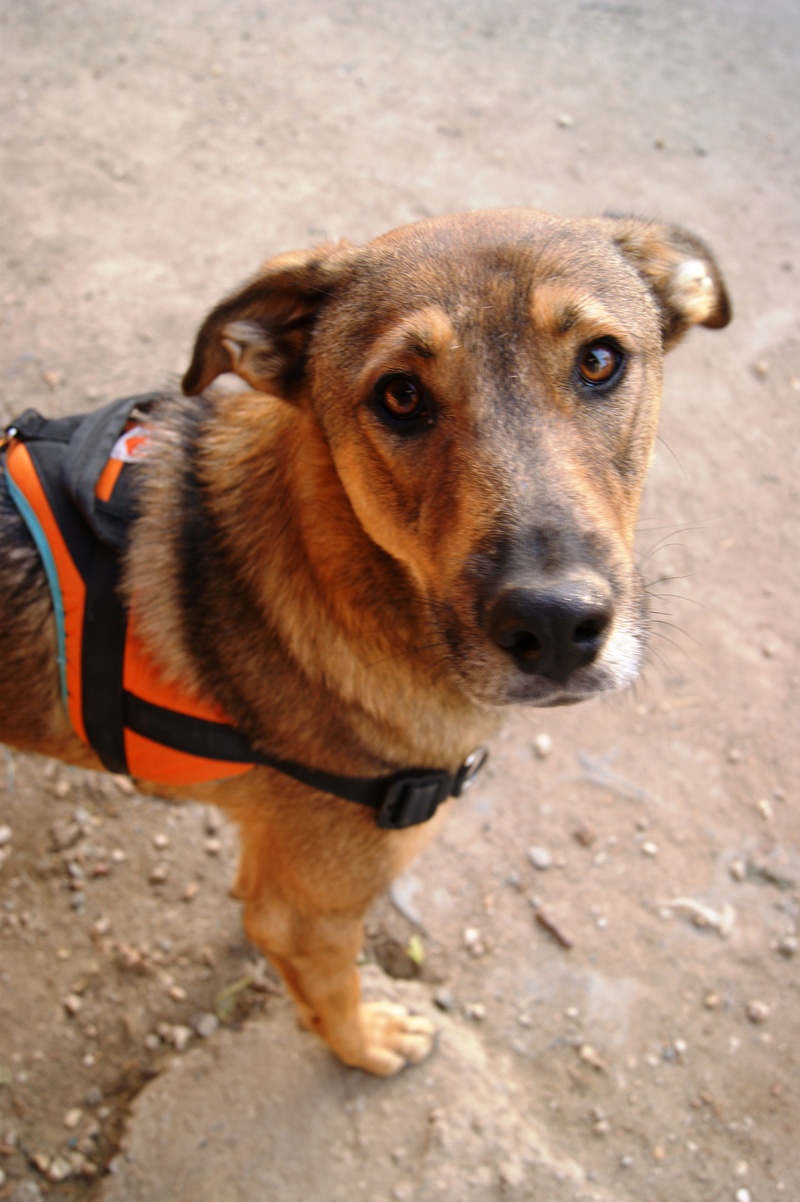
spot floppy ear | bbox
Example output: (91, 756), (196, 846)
(182, 242), (355, 397)
(605, 217), (731, 349)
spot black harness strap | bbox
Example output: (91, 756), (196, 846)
(123, 689), (487, 828)
(81, 541), (129, 775)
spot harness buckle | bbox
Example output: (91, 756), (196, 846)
(377, 772), (452, 830)
(376, 747), (489, 830)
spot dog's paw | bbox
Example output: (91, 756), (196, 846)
(353, 1001), (437, 1076)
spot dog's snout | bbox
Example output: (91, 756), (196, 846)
(488, 576), (614, 682)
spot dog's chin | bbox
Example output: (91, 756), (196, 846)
(449, 651), (642, 709)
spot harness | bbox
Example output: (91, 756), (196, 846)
(1, 395), (486, 829)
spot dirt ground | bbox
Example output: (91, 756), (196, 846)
(0, 1), (798, 1199)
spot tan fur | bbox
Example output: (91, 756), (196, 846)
(0, 209), (730, 1074)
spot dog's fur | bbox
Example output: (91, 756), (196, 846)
(0, 210), (729, 1074)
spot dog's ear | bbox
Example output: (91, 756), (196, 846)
(182, 243), (354, 397)
(605, 217), (731, 349)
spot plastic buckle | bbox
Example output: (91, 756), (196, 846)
(376, 747), (489, 830)
(377, 771), (452, 830)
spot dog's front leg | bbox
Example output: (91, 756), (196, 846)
(229, 806), (438, 1076)
(242, 897), (434, 1075)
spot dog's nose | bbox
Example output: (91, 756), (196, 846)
(488, 576), (614, 681)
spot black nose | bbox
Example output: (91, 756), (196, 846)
(488, 577), (614, 681)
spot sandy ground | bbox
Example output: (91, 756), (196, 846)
(0, 1), (798, 1199)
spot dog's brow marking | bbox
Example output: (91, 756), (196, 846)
(531, 284), (629, 346)
(359, 309), (455, 386)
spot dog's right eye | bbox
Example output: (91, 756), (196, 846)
(373, 374), (433, 430)
(576, 340), (624, 389)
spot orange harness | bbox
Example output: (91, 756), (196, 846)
(3, 401), (253, 785)
(2, 396), (486, 826)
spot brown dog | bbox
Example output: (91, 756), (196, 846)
(0, 209), (729, 1074)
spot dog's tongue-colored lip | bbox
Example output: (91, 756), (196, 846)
(487, 677), (601, 707)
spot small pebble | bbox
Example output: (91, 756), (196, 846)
(51, 820), (81, 851)
(85, 1086), (103, 1108)
(149, 862), (170, 885)
(578, 1044), (605, 1071)
(46, 1156), (73, 1183)
(171, 1025), (193, 1051)
(557, 113), (574, 127)
(182, 881), (200, 902)
(192, 1012), (219, 1039)
(63, 1108), (83, 1130)
(735, 1190), (752, 1202)
(63, 993), (83, 1016)
(532, 733), (553, 759)
(757, 797), (773, 820)
(42, 369), (64, 390)
(0, 826), (12, 847)
(746, 1000), (770, 1024)
(641, 841), (659, 857)
(204, 808), (222, 835)
(464, 1001), (486, 1022)
(205, 837), (222, 856)
(752, 360), (770, 379)
(528, 846), (553, 871)
(729, 859), (747, 882)
(168, 985), (188, 1002)
(776, 934), (797, 958)
(434, 987), (456, 1012)
(152, 833), (170, 849)
(573, 822), (597, 847)
(462, 927), (486, 957)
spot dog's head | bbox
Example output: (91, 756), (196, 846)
(183, 210), (730, 707)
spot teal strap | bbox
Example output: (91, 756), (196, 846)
(4, 467), (68, 707)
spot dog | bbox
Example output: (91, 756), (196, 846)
(0, 209), (729, 1075)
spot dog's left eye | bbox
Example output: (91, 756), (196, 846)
(373, 374), (432, 428)
(577, 341), (624, 388)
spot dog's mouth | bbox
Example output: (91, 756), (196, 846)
(437, 568), (647, 708)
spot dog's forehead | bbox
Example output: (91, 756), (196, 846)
(350, 210), (656, 334)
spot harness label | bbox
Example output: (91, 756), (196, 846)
(109, 425), (151, 463)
